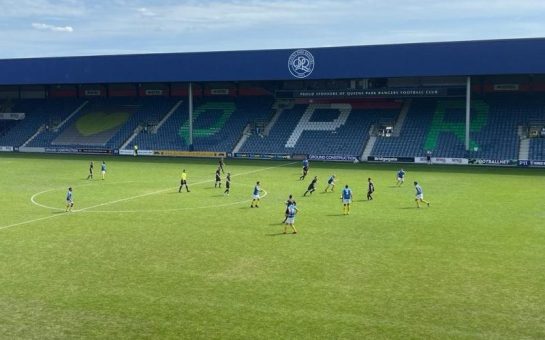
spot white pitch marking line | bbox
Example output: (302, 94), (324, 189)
(0, 214), (63, 232)
(79, 189), (269, 213)
(1, 161), (296, 231)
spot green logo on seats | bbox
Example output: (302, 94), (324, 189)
(179, 102), (236, 142)
(76, 111), (130, 136)
(424, 100), (489, 151)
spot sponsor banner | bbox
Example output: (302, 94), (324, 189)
(310, 154), (358, 162)
(0, 146), (14, 152)
(78, 148), (112, 154)
(518, 160), (530, 167)
(84, 89), (101, 96)
(367, 156), (415, 163)
(291, 154), (308, 161)
(494, 84), (519, 91)
(276, 87), (464, 99)
(154, 150), (226, 158)
(415, 157), (469, 165)
(530, 160), (545, 167)
(234, 153), (290, 160)
(211, 89), (229, 95)
(145, 89), (163, 96)
(0, 112), (25, 120)
(44, 147), (112, 154)
(18, 147), (45, 153)
(119, 149), (134, 156)
(45, 147), (78, 154)
(468, 159), (517, 166)
(119, 149), (154, 156)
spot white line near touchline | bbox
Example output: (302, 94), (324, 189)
(1, 160), (296, 232)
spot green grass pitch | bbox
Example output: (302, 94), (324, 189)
(0, 153), (544, 339)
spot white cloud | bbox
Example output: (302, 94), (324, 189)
(137, 7), (156, 17)
(32, 22), (74, 32)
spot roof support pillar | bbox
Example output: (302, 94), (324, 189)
(188, 82), (193, 150)
(465, 76), (471, 151)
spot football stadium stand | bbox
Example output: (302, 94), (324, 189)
(371, 95), (545, 160)
(1, 94), (545, 162)
(0, 98), (83, 147)
(239, 100), (401, 157)
(28, 98), (179, 148)
(128, 96), (274, 152)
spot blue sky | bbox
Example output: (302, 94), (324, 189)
(1, 0), (545, 58)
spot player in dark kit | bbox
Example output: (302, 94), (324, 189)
(218, 157), (225, 174)
(367, 177), (375, 200)
(282, 194), (295, 223)
(215, 167), (222, 188)
(224, 173), (231, 195)
(86, 161), (94, 180)
(303, 176), (318, 196)
(299, 159), (309, 180)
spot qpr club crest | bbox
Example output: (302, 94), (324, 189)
(288, 49), (315, 78)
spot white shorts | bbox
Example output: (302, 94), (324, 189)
(285, 217), (295, 224)
(416, 194), (424, 200)
(253, 194), (260, 200)
(101, 170), (106, 175)
(398, 177), (404, 182)
(342, 198), (351, 204)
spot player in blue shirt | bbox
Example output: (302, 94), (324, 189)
(414, 181), (430, 208)
(324, 174), (336, 192)
(341, 185), (353, 215)
(284, 201), (299, 234)
(250, 181), (263, 208)
(65, 187), (74, 212)
(299, 159), (309, 180)
(101, 161), (107, 180)
(396, 168), (406, 186)
(282, 194), (295, 223)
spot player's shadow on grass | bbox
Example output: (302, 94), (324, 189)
(326, 213), (346, 217)
(266, 232), (288, 236)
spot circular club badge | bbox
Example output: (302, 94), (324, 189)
(288, 49), (315, 78)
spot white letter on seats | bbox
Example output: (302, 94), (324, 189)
(285, 103), (351, 148)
